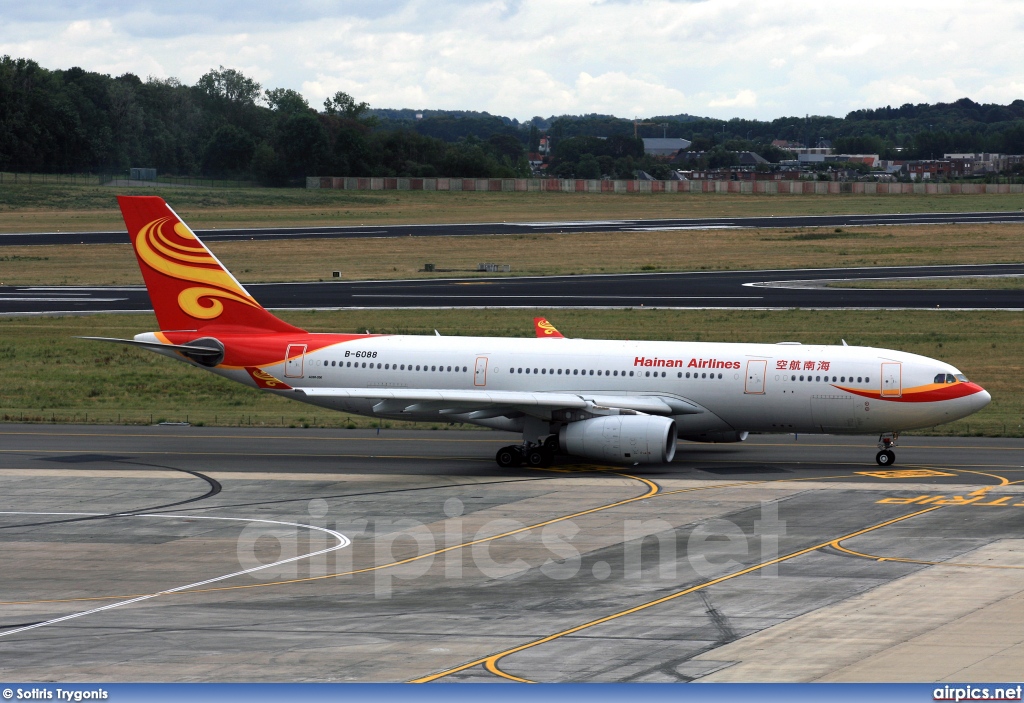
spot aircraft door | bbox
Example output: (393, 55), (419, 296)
(744, 360), (767, 394)
(474, 356), (489, 386)
(285, 344), (307, 378)
(881, 362), (902, 397)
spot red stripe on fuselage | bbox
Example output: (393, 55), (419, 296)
(834, 381), (986, 403)
(157, 331), (381, 368)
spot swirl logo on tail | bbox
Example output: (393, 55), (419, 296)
(534, 317), (565, 338)
(134, 217), (261, 320)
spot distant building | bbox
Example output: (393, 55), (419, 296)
(737, 151), (768, 166)
(642, 138), (692, 158)
(772, 139), (804, 149)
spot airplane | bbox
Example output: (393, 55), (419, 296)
(83, 195), (992, 469)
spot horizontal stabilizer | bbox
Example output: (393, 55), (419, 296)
(76, 336), (223, 356)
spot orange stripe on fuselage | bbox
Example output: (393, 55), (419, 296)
(835, 381), (985, 403)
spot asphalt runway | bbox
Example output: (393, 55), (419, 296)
(1, 425), (1022, 682)
(5, 209), (1024, 247)
(3, 263), (1022, 316)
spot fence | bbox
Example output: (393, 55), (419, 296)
(0, 172), (103, 185)
(308, 176), (1024, 195)
(0, 172), (262, 188)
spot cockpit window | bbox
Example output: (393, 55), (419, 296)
(934, 373), (946, 384)
(946, 374), (956, 384)
(955, 374), (968, 383)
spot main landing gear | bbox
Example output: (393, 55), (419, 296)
(496, 436), (559, 468)
(875, 432), (898, 466)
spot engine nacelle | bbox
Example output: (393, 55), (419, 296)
(678, 430), (749, 443)
(559, 415), (676, 465)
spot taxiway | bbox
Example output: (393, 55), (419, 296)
(1, 425), (1022, 682)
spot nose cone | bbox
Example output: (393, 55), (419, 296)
(975, 388), (992, 410)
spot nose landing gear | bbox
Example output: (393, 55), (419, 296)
(875, 432), (898, 466)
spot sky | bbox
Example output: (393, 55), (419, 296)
(2, 0), (1024, 121)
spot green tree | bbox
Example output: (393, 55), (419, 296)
(576, 154), (601, 179)
(265, 88), (310, 114)
(203, 125), (256, 174)
(323, 91), (369, 119)
(196, 66), (262, 105)
(276, 113), (329, 177)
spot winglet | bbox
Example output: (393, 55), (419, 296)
(245, 366), (293, 390)
(534, 317), (565, 338)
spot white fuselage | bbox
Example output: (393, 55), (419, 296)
(192, 335), (990, 438)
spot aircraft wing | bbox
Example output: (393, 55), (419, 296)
(295, 387), (703, 417)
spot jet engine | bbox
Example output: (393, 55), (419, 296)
(559, 415), (676, 464)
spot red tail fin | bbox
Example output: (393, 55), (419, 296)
(117, 196), (303, 333)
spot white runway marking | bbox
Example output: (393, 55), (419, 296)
(0, 511), (351, 639)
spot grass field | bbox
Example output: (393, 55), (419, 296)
(1, 308), (1019, 437)
(828, 276), (1024, 290)
(3, 182), (1024, 233)
(3, 223), (1024, 286)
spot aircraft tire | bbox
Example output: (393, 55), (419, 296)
(875, 450), (895, 466)
(496, 446), (522, 468)
(525, 448), (550, 468)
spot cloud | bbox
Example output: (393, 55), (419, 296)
(1, 0), (1023, 120)
(708, 89), (757, 109)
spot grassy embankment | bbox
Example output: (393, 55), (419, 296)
(828, 277), (1024, 290)
(2, 181), (1024, 232)
(3, 223), (1024, 286)
(0, 309), (1019, 436)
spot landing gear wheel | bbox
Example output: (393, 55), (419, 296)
(496, 446), (522, 468)
(525, 447), (551, 468)
(875, 449), (895, 466)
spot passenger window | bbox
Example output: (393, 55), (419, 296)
(629, 371), (634, 377)
(589, 370), (594, 375)
(534, 368), (538, 374)
(717, 373), (721, 379)
(857, 377), (862, 382)
(677, 372), (682, 378)
(557, 369), (562, 375)
(815, 375), (820, 382)
(865, 377), (870, 383)
(573, 370), (578, 375)
(799, 375), (804, 381)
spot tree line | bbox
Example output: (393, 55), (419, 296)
(3, 55), (1024, 182)
(0, 58), (530, 182)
